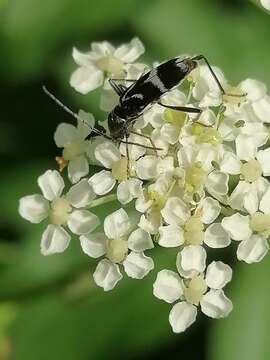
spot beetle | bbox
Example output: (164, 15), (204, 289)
(43, 54), (227, 151)
(106, 54), (225, 143)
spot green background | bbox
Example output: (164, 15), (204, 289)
(0, 0), (270, 359)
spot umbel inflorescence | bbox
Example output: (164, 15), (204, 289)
(19, 38), (270, 333)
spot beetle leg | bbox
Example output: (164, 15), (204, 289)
(130, 130), (159, 156)
(157, 102), (202, 114)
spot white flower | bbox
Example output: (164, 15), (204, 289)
(54, 110), (95, 183)
(70, 38), (144, 94)
(80, 208), (154, 290)
(89, 140), (144, 203)
(261, 0), (270, 10)
(19, 170), (99, 255)
(221, 212), (269, 263)
(153, 260), (232, 333)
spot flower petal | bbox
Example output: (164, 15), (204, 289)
(158, 224), (185, 247)
(204, 223), (231, 248)
(117, 178), (143, 205)
(19, 194), (49, 223)
(257, 148), (270, 176)
(104, 208), (130, 239)
(252, 96), (270, 123)
(136, 155), (159, 180)
(40, 224), (71, 255)
(237, 235), (269, 264)
(66, 179), (95, 208)
(70, 65), (103, 94)
(169, 302), (197, 333)
(259, 186), (270, 213)
(128, 228), (154, 251)
(153, 270), (183, 303)
(68, 155), (89, 184)
(67, 210), (99, 235)
(114, 37), (145, 63)
(161, 197), (190, 226)
(123, 252), (154, 279)
(88, 170), (116, 196)
(221, 213), (252, 241)
(54, 123), (79, 147)
(200, 289), (233, 318)
(93, 259), (122, 291)
(198, 197), (221, 224)
(37, 170), (65, 201)
(80, 232), (106, 258)
(206, 171), (229, 195)
(94, 141), (120, 168)
(205, 261), (232, 289)
(180, 245), (207, 274)
(235, 134), (257, 161)
(239, 79), (267, 102)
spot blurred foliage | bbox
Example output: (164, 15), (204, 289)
(0, 0), (270, 359)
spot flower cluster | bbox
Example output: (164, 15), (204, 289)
(19, 38), (270, 333)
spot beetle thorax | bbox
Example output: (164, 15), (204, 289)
(108, 106), (129, 140)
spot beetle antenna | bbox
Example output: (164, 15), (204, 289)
(42, 86), (111, 140)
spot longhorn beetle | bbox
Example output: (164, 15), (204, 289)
(43, 54), (236, 169)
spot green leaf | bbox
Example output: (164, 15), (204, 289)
(209, 255), (270, 360)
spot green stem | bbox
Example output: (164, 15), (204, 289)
(89, 193), (117, 208)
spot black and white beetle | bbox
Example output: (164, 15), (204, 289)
(43, 54), (227, 151)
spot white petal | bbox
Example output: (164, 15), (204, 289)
(180, 245), (206, 273)
(70, 66), (103, 94)
(114, 37), (144, 63)
(54, 123), (79, 147)
(239, 79), (267, 102)
(68, 155), (89, 184)
(66, 179), (95, 208)
(200, 290), (233, 318)
(123, 252), (154, 279)
(37, 170), (65, 201)
(138, 212), (161, 235)
(153, 270), (183, 303)
(160, 123), (179, 144)
(88, 170), (116, 196)
(19, 194), (49, 223)
(204, 223), (231, 248)
(261, 0), (270, 10)
(136, 155), (159, 180)
(252, 96), (270, 122)
(117, 178), (143, 205)
(158, 225), (185, 247)
(93, 259), (122, 291)
(206, 171), (229, 195)
(161, 197), (190, 226)
(219, 152), (241, 175)
(169, 302), (197, 333)
(67, 210), (99, 235)
(229, 181), (249, 211)
(72, 47), (92, 66)
(199, 197), (221, 224)
(128, 228), (154, 251)
(257, 148), (270, 176)
(205, 261), (232, 289)
(104, 208), (130, 239)
(198, 109), (216, 126)
(40, 224), (71, 255)
(222, 213), (252, 241)
(235, 134), (257, 161)
(77, 110), (95, 139)
(243, 189), (259, 215)
(259, 186), (270, 213)
(94, 141), (120, 168)
(237, 235), (269, 264)
(80, 232), (106, 258)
